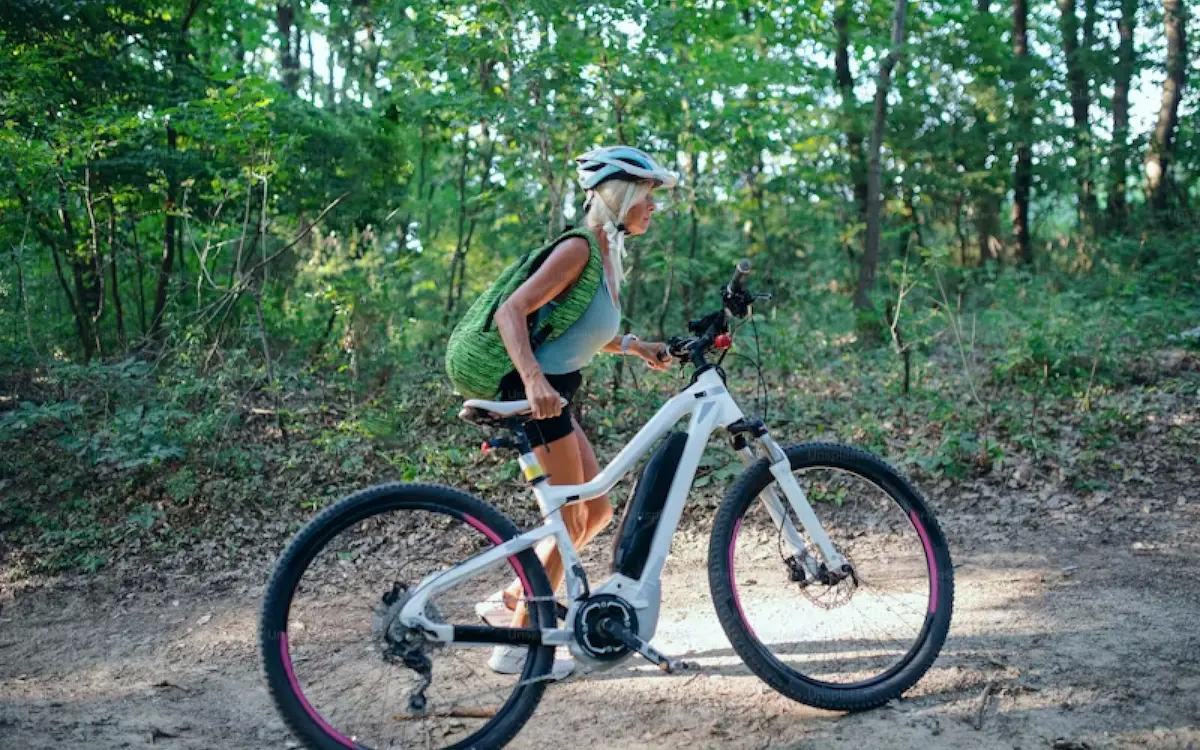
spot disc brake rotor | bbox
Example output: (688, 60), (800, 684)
(777, 532), (859, 611)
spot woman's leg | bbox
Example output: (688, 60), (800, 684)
(570, 416), (614, 547)
(508, 419), (614, 627)
(509, 428), (589, 628)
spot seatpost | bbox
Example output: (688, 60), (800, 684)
(512, 423), (547, 485)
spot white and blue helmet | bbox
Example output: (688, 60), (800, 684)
(572, 147), (676, 289)
(574, 146), (677, 191)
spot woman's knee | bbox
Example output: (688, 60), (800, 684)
(587, 496), (613, 530)
(561, 502), (591, 540)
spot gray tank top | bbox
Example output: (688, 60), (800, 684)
(534, 273), (621, 375)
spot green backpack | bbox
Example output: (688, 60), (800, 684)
(445, 228), (603, 399)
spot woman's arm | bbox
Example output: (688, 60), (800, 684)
(601, 334), (672, 371)
(492, 237), (590, 418)
(600, 335), (624, 354)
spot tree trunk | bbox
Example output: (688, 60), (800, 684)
(150, 125), (178, 338)
(84, 164), (106, 356)
(363, 19), (380, 97)
(975, 193), (1001, 262)
(1012, 0), (1034, 264)
(853, 0), (908, 311)
(460, 134), (497, 309)
(683, 151), (700, 321)
(107, 199), (125, 345)
(129, 215), (147, 335)
(175, 194), (187, 293)
(1058, 0), (1098, 236)
(953, 192), (969, 265)
(1106, 0), (1137, 230)
(53, 177), (96, 359)
(835, 0), (869, 226)
(967, 0), (1000, 262)
(307, 30), (317, 102)
(658, 212), (680, 342)
(446, 124), (496, 314)
(446, 138), (470, 313)
(9, 231), (39, 357)
(276, 2), (299, 94)
(894, 185), (922, 258)
(294, 15), (304, 96)
(533, 84), (565, 241)
(327, 38), (337, 109)
(414, 123), (429, 245)
(1144, 0), (1187, 217)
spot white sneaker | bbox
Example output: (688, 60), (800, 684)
(474, 590), (515, 627)
(487, 645), (575, 680)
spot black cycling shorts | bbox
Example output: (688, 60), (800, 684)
(497, 370), (582, 448)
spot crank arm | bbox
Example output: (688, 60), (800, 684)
(597, 619), (694, 674)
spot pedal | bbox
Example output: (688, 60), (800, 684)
(597, 618), (691, 674)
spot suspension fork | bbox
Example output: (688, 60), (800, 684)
(736, 446), (810, 558)
(730, 422), (847, 575)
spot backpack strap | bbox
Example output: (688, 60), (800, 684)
(480, 228), (602, 350)
(525, 228), (602, 350)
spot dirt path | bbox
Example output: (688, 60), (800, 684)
(2, 503), (1199, 750)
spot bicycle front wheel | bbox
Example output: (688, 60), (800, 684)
(708, 443), (953, 711)
(260, 483), (556, 750)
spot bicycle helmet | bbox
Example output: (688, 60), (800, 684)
(574, 146), (678, 190)
(573, 146), (677, 289)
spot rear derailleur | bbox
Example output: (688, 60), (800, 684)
(372, 581), (443, 714)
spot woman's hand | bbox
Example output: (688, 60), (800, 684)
(525, 372), (565, 420)
(632, 340), (672, 371)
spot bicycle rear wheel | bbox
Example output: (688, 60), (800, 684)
(260, 483), (556, 750)
(708, 443), (953, 711)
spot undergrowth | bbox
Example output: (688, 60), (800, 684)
(2, 260), (1197, 574)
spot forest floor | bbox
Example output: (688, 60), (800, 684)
(2, 458), (1199, 750)
(2, 344), (1199, 749)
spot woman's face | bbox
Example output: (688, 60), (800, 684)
(623, 185), (657, 236)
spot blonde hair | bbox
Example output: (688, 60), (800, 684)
(584, 179), (653, 290)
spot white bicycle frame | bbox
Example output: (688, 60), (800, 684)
(400, 367), (848, 655)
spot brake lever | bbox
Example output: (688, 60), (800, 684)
(666, 335), (694, 362)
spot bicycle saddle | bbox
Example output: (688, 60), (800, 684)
(458, 397), (568, 426)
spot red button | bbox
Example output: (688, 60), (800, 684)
(714, 333), (732, 349)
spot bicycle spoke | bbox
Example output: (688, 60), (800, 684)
(727, 462), (937, 688)
(268, 500), (558, 750)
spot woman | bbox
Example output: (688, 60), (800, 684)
(480, 146), (677, 678)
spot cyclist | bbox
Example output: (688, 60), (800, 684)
(475, 146), (677, 678)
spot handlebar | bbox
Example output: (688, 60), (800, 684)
(666, 258), (768, 370)
(729, 258), (752, 295)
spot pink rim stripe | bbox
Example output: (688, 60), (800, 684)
(728, 517), (758, 638)
(280, 633), (356, 749)
(278, 512), (524, 750)
(462, 513), (535, 606)
(910, 511), (939, 613)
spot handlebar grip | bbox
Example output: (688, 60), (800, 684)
(656, 349), (669, 362)
(730, 259), (752, 293)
